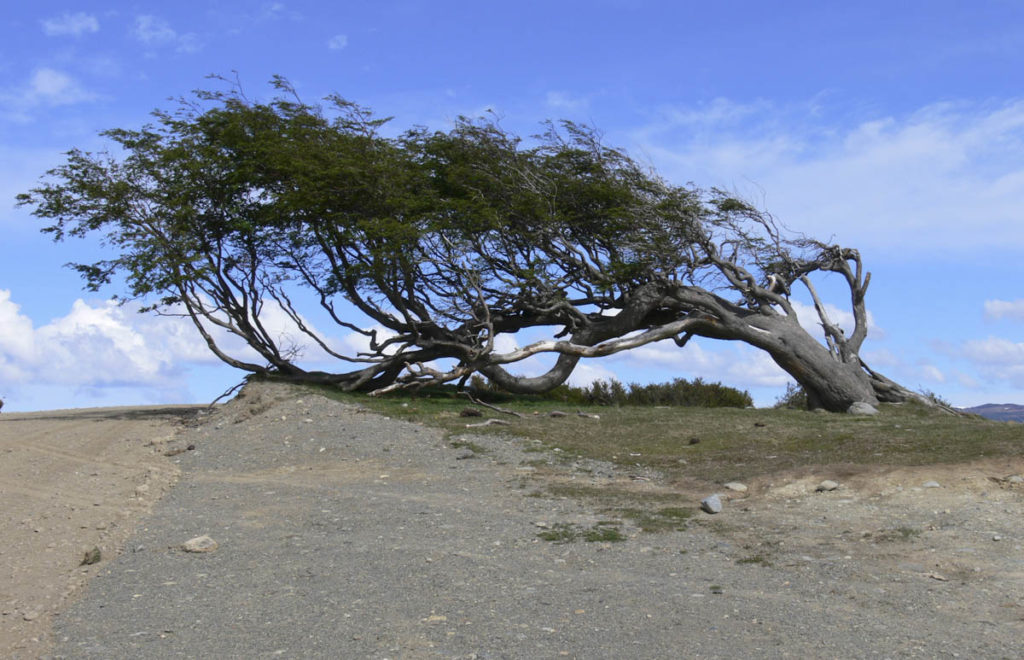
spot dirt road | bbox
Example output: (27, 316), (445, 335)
(0, 405), (202, 657)
(2, 383), (1022, 658)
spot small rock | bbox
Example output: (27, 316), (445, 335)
(182, 535), (218, 553)
(1006, 475), (1023, 484)
(815, 480), (839, 492)
(922, 481), (941, 488)
(992, 535), (1002, 542)
(454, 448), (475, 460)
(723, 482), (748, 493)
(847, 402), (879, 415)
(700, 494), (723, 514)
(23, 611), (39, 622)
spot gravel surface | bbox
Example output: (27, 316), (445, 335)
(43, 382), (1023, 658)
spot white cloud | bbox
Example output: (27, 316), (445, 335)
(42, 12), (99, 37)
(634, 98), (1024, 253)
(328, 34), (348, 50)
(0, 291), (370, 392)
(919, 364), (947, 383)
(962, 336), (1024, 364)
(960, 336), (1024, 389)
(613, 338), (790, 389)
(132, 15), (202, 53)
(545, 91), (589, 112)
(786, 299), (882, 342)
(984, 298), (1024, 321)
(28, 69), (94, 104)
(0, 69), (98, 122)
(566, 360), (618, 387)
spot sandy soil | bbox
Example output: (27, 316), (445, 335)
(0, 405), (202, 657)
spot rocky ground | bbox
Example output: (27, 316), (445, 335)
(1, 381), (1021, 658)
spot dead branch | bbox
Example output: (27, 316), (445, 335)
(464, 418), (512, 428)
(457, 391), (524, 417)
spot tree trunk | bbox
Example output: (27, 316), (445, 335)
(736, 314), (879, 413)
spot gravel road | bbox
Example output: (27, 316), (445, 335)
(38, 382), (1024, 658)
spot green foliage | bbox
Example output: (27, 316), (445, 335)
(774, 382), (808, 409)
(543, 377), (752, 408)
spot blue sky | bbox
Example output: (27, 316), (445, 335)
(2, 1), (1024, 411)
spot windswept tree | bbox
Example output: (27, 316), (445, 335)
(19, 77), (936, 411)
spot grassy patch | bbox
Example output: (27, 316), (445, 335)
(736, 554), (771, 566)
(872, 527), (924, 543)
(616, 507), (694, 533)
(449, 439), (487, 453)
(536, 521), (627, 544)
(307, 384), (1022, 483)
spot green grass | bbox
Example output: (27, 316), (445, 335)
(304, 383), (1022, 487)
(536, 521), (627, 544)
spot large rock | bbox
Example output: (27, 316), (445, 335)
(847, 402), (879, 415)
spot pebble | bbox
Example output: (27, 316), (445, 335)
(1006, 475), (1023, 484)
(23, 611), (40, 622)
(700, 494), (723, 514)
(454, 448), (475, 460)
(181, 535), (218, 553)
(922, 481), (941, 488)
(723, 482), (748, 492)
(815, 480), (839, 492)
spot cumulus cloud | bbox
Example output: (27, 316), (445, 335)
(984, 298), (1024, 320)
(0, 293), (187, 387)
(0, 289), (374, 394)
(132, 15), (202, 53)
(633, 98), (1024, 254)
(327, 34), (348, 50)
(42, 12), (99, 36)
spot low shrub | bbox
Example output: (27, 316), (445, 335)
(474, 376), (752, 408)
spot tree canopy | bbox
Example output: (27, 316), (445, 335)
(18, 77), (938, 412)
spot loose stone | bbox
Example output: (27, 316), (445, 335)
(700, 494), (723, 514)
(723, 482), (748, 492)
(182, 535), (218, 553)
(922, 481), (941, 488)
(815, 480), (839, 492)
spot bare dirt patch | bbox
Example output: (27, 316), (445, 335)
(0, 405), (202, 658)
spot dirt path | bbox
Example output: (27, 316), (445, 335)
(0, 405), (203, 657)
(2, 383), (1021, 658)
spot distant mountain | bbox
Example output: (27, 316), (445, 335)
(961, 403), (1024, 423)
